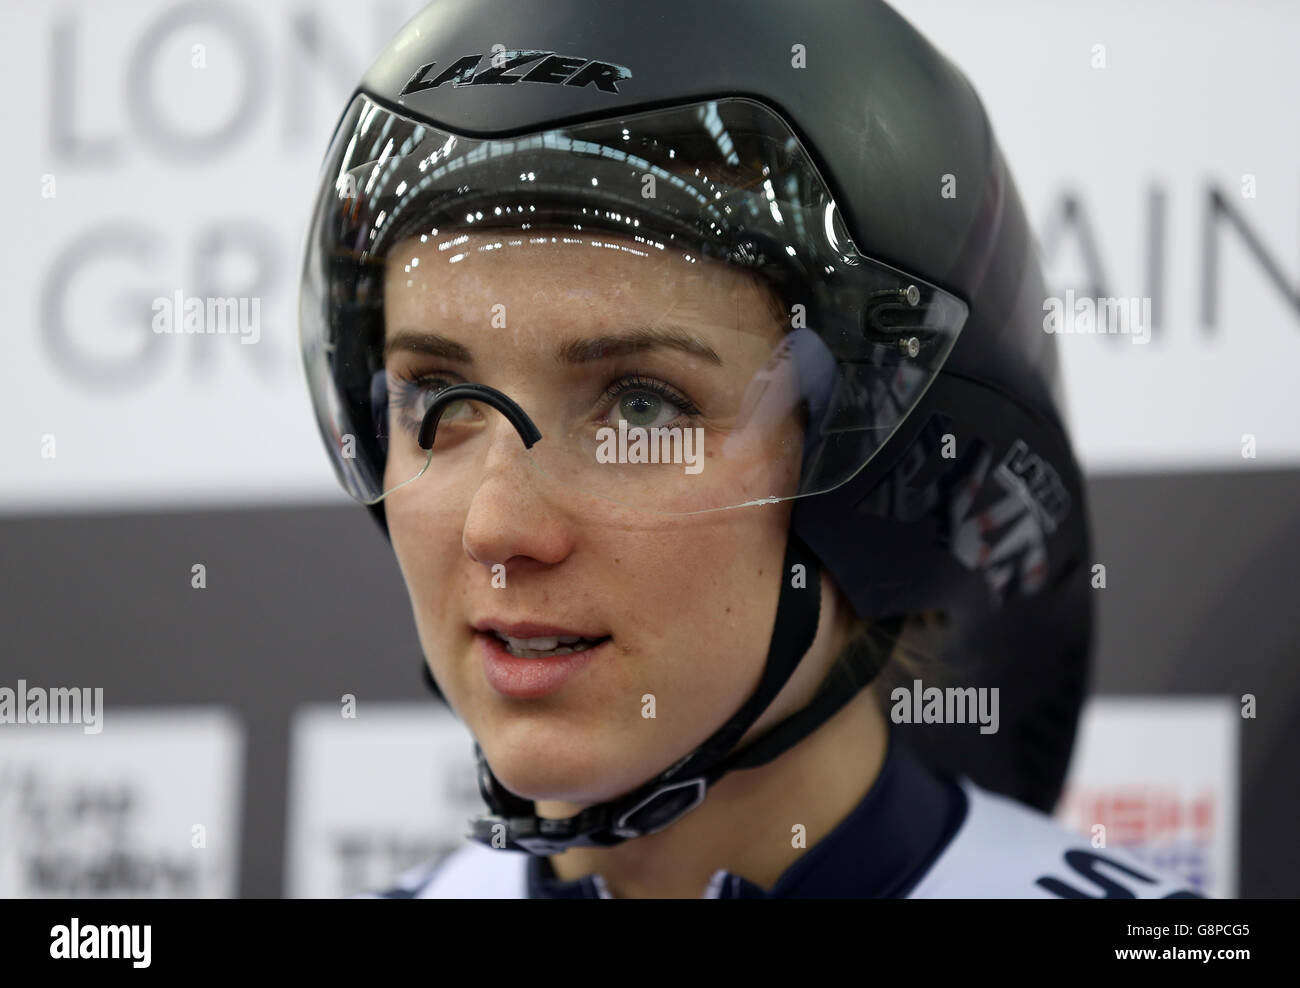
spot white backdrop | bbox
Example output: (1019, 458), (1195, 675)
(1, 0), (1297, 514)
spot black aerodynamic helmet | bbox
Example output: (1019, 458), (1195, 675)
(299, 0), (1093, 853)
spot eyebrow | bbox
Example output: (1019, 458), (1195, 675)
(383, 331), (472, 364)
(383, 327), (723, 366)
(557, 328), (722, 366)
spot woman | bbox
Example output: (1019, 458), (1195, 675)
(298, 0), (1202, 898)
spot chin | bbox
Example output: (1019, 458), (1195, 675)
(481, 739), (651, 806)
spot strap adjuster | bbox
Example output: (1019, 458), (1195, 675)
(612, 777), (707, 838)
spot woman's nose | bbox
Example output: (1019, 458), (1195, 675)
(459, 420), (575, 573)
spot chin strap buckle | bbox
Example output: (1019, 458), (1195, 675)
(468, 776), (710, 855)
(611, 777), (708, 838)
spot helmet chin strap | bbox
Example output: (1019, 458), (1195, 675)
(467, 532), (900, 855)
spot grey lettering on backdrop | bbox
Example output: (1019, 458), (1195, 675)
(285, 3), (410, 147)
(54, 2), (413, 156)
(1147, 187), (1165, 335)
(50, 15), (119, 164)
(40, 221), (281, 389)
(1038, 194), (1122, 335)
(39, 225), (167, 392)
(192, 223), (279, 378)
(125, 0), (267, 161)
(1201, 187), (1300, 333)
(1039, 185), (1300, 343)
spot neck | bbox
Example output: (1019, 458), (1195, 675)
(540, 685), (889, 898)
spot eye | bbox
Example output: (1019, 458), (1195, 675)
(389, 373), (474, 435)
(601, 375), (700, 430)
(617, 391), (673, 428)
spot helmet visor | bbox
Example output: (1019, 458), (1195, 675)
(299, 94), (968, 515)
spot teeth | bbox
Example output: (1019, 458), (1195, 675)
(491, 631), (605, 658)
(510, 635), (558, 650)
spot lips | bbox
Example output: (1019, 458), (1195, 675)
(474, 624), (613, 699)
(472, 619), (612, 659)
(474, 619), (608, 639)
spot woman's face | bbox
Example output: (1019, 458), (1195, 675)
(381, 227), (846, 805)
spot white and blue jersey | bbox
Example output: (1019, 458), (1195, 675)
(359, 736), (1204, 899)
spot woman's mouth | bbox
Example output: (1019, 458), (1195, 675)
(473, 621), (613, 698)
(491, 631), (610, 658)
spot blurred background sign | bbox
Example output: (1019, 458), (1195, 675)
(0, 709), (243, 897)
(1057, 696), (1240, 898)
(284, 703), (480, 898)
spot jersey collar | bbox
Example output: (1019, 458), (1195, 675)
(525, 731), (968, 898)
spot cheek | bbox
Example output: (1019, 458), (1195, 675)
(385, 497), (467, 664)
(730, 415), (806, 502)
(612, 508), (791, 708)
(386, 478), (473, 578)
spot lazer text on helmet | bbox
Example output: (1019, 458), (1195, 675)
(400, 51), (633, 96)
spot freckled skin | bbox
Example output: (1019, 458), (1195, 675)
(381, 227), (883, 897)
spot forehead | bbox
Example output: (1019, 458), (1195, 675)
(382, 228), (779, 331)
